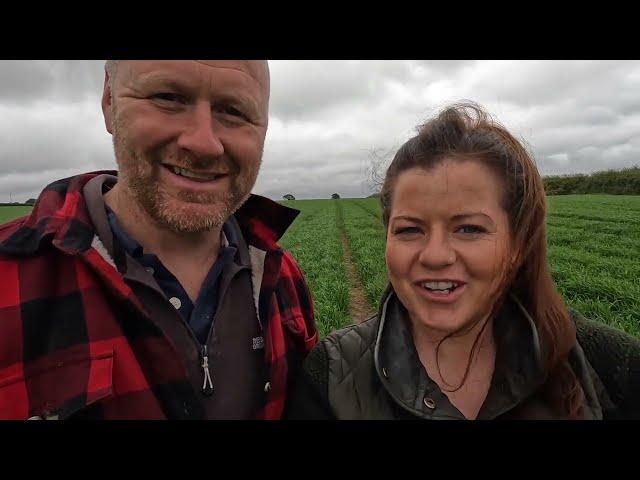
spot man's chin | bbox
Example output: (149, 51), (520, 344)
(153, 200), (231, 234)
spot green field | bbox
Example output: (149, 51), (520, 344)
(0, 206), (32, 224)
(546, 195), (640, 336)
(279, 200), (351, 337)
(2, 196), (639, 337)
(281, 195), (640, 338)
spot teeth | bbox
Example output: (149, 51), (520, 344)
(423, 281), (457, 290)
(170, 166), (219, 181)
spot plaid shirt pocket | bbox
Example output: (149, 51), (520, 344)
(0, 349), (114, 420)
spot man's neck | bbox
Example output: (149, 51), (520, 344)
(104, 183), (222, 301)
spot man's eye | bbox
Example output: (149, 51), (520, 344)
(219, 106), (248, 120)
(151, 93), (184, 104)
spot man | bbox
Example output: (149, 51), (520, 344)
(0, 61), (317, 419)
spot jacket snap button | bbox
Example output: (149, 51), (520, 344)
(169, 297), (182, 309)
(423, 397), (436, 409)
(382, 368), (389, 378)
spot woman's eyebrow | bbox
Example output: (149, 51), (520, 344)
(451, 212), (496, 227)
(452, 212), (492, 221)
(391, 215), (423, 223)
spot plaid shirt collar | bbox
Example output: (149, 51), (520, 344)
(0, 170), (300, 257)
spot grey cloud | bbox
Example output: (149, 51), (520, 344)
(414, 60), (477, 75)
(269, 60), (419, 121)
(1, 60), (640, 203)
(466, 61), (636, 109)
(0, 168), (99, 203)
(0, 101), (114, 177)
(0, 60), (105, 105)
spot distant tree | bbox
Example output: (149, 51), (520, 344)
(542, 166), (640, 195)
(283, 194), (296, 201)
(331, 193), (340, 199)
(25, 198), (36, 205)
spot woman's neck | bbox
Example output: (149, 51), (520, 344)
(411, 315), (496, 392)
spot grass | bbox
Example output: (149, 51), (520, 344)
(3, 196), (638, 338)
(0, 206), (32, 224)
(338, 199), (388, 310)
(283, 195), (640, 338)
(545, 195), (640, 336)
(279, 200), (351, 337)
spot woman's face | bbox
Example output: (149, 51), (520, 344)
(385, 160), (513, 336)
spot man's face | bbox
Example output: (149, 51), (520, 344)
(102, 60), (269, 233)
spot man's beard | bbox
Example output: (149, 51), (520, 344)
(112, 127), (260, 234)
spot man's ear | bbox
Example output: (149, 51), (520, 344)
(102, 70), (114, 135)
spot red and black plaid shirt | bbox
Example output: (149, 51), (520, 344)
(0, 171), (317, 419)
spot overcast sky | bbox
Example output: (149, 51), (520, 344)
(1, 60), (639, 202)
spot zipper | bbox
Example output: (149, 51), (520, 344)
(201, 345), (214, 396)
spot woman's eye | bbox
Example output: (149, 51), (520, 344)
(457, 225), (485, 234)
(395, 226), (422, 235)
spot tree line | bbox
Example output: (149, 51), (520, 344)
(543, 166), (640, 195)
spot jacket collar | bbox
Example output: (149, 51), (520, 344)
(373, 287), (548, 419)
(234, 193), (300, 251)
(0, 171), (107, 256)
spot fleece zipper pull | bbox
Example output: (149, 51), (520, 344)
(201, 345), (214, 396)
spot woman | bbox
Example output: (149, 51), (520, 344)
(287, 102), (640, 420)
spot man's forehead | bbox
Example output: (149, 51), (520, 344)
(195, 60), (268, 81)
(120, 60), (269, 91)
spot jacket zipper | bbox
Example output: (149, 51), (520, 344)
(201, 345), (214, 396)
